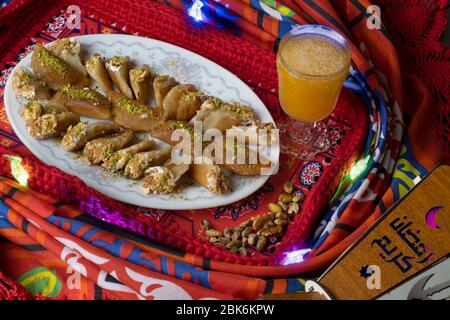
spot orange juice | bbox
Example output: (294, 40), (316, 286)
(277, 28), (351, 122)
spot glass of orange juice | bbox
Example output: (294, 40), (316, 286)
(277, 25), (351, 159)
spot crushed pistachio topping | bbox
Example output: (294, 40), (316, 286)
(61, 84), (102, 104)
(64, 122), (86, 139)
(85, 54), (101, 70)
(37, 49), (69, 75)
(101, 145), (114, 160)
(22, 100), (42, 119)
(181, 91), (204, 102)
(35, 114), (57, 135)
(223, 103), (253, 115)
(130, 66), (153, 81)
(115, 96), (148, 115)
(107, 56), (127, 68)
(52, 38), (77, 51)
(168, 121), (194, 134)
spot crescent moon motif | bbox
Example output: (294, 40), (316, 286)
(425, 206), (444, 229)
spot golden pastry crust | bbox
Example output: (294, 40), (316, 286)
(147, 120), (194, 146)
(21, 100), (68, 124)
(61, 121), (120, 151)
(30, 43), (90, 90)
(12, 67), (51, 101)
(129, 65), (155, 104)
(29, 112), (80, 139)
(189, 163), (232, 194)
(48, 38), (87, 76)
(110, 91), (167, 131)
(82, 130), (134, 165)
(106, 56), (134, 99)
(102, 140), (156, 172)
(124, 147), (173, 179)
(52, 84), (112, 119)
(153, 75), (178, 109)
(162, 84), (197, 120)
(85, 53), (113, 93)
(142, 160), (189, 194)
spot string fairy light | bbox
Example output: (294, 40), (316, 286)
(280, 248), (312, 265)
(188, 0), (205, 22)
(5, 155), (29, 186)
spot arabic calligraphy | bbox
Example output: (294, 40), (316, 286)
(371, 216), (434, 273)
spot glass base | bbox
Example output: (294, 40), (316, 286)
(279, 117), (330, 160)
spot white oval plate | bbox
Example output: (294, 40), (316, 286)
(4, 34), (278, 210)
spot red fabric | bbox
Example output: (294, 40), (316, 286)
(0, 0), (368, 267)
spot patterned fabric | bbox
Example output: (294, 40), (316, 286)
(0, 7), (368, 266)
(0, 0), (448, 299)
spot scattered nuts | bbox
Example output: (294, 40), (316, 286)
(283, 181), (293, 194)
(231, 230), (240, 241)
(292, 194), (305, 203)
(209, 237), (218, 243)
(202, 219), (211, 229)
(230, 247), (239, 253)
(241, 226), (252, 238)
(279, 193), (293, 203)
(248, 233), (258, 245)
(206, 229), (223, 237)
(277, 201), (288, 211)
(203, 185), (300, 255)
(252, 213), (274, 230)
(261, 225), (282, 237)
(274, 218), (287, 226)
(287, 202), (300, 215)
(219, 237), (230, 244)
(239, 247), (248, 256)
(268, 203), (282, 214)
(226, 239), (242, 249)
(223, 228), (232, 238)
(256, 236), (267, 252)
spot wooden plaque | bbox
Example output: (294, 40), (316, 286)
(315, 165), (450, 300)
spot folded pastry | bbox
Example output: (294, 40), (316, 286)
(21, 100), (68, 124)
(202, 102), (257, 132)
(29, 112), (80, 139)
(124, 147), (172, 179)
(30, 43), (89, 90)
(162, 84), (196, 119)
(48, 38), (87, 76)
(148, 120), (194, 146)
(229, 121), (277, 146)
(85, 54), (113, 93)
(177, 91), (208, 121)
(106, 56), (133, 99)
(189, 162), (232, 194)
(51, 84), (112, 119)
(81, 130), (134, 165)
(153, 75), (178, 109)
(142, 160), (189, 194)
(221, 142), (273, 176)
(102, 140), (156, 172)
(190, 98), (224, 123)
(110, 91), (167, 131)
(12, 67), (51, 101)
(129, 65), (155, 104)
(62, 121), (120, 151)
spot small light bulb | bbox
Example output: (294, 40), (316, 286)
(5, 155), (29, 187)
(281, 248), (311, 265)
(188, 0), (204, 22)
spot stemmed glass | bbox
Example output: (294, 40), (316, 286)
(276, 25), (351, 160)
